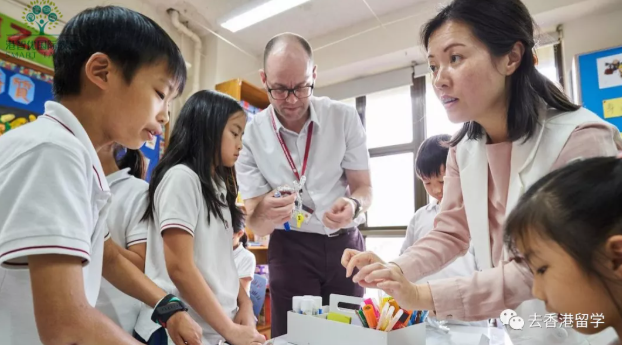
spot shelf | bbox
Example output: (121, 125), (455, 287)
(248, 246), (268, 251)
(215, 79), (270, 109)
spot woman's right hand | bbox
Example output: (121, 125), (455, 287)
(225, 324), (266, 345)
(341, 249), (385, 278)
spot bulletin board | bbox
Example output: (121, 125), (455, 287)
(577, 45), (622, 132)
(0, 58), (53, 136)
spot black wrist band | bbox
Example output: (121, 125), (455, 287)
(349, 197), (362, 219)
(151, 294), (188, 328)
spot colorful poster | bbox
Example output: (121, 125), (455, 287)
(8, 74), (35, 104)
(0, 60), (53, 137)
(0, 7), (61, 69)
(0, 105), (37, 136)
(596, 53), (622, 89)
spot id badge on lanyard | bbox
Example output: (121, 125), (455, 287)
(271, 108), (314, 227)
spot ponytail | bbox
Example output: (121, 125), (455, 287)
(113, 145), (146, 180)
(240, 232), (248, 248)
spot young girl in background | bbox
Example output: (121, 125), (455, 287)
(96, 145), (149, 333)
(505, 156), (622, 343)
(135, 90), (265, 345)
(233, 223), (256, 295)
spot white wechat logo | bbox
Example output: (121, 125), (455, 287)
(500, 309), (524, 330)
(509, 316), (525, 330)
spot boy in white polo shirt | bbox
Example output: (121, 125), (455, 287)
(401, 134), (487, 327)
(0, 6), (201, 345)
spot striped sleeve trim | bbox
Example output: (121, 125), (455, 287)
(161, 223), (194, 235)
(127, 238), (147, 246)
(0, 245), (89, 260)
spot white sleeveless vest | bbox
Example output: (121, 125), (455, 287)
(455, 107), (622, 344)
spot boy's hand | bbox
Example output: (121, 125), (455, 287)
(233, 303), (257, 327)
(224, 324), (266, 345)
(166, 312), (202, 345)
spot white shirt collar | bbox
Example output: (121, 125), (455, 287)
(270, 97), (321, 134)
(426, 198), (439, 211)
(41, 101), (109, 192)
(106, 168), (133, 186)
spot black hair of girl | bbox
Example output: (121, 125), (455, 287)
(143, 90), (245, 231)
(415, 134), (451, 179)
(113, 145), (146, 180)
(234, 221), (249, 249)
(421, 0), (580, 147)
(504, 157), (622, 316)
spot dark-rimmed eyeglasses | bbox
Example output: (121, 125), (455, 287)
(266, 82), (314, 100)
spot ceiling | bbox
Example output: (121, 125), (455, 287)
(3, 0), (621, 89)
(166, 0), (430, 53)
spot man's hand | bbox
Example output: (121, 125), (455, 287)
(323, 197), (355, 230)
(256, 190), (296, 226)
(233, 303), (256, 327)
(166, 312), (202, 345)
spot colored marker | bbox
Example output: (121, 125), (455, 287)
(408, 311), (419, 326)
(364, 298), (380, 319)
(362, 305), (378, 329)
(377, 304), (390, 330)
(393, 310), (411, 330)
(357, 309), (369, 328)
(419, 310), (429, 324)
(385, 309), (404, 332)
(388, 300), (399, 316)
(274, 191), (291, 231)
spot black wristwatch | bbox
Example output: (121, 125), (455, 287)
(151, 294), (188, 328)
(348, 197), (362, 220)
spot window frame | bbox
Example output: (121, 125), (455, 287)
(357, 76), (428, 231)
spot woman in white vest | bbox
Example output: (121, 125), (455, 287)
(342, 0), (622, 344)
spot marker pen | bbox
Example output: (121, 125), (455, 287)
(385, 309), (404, 332)
(362, 305), (378, 329)
(274, 191), (291, 231)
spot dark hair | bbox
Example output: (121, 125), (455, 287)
(416, 134), (451, 178)
(234, 219), (249, 249)
(504, 157), (622, 305)
(263, 33), (313, 70)
(113, 145), (146, 179)
(53, 6), (186, 99)
(143, 90), (245, 231)
(421, 0), (579, 147)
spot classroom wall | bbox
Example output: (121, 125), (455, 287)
(562, 7), (622, 99)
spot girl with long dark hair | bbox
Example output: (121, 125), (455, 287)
(135, 90), (265, 345)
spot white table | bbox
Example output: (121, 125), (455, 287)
(268, 326), (503, 345)
(267, 325), (619, 345)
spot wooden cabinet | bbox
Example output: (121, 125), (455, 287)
(216, 79), (270, 109)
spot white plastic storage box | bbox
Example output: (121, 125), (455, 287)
(286, 294), (426, 345)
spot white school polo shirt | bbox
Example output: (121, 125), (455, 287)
(96, 168), (149, 333)
(0, 101), (111, 345)
(236, 96), (370, 235)
(233, 245), (256, 280)
(135, 165), (239, 344)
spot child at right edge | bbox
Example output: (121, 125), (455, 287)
(401, 134), (488, 328)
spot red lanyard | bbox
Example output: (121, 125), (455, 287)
(270, 108), (313, 182)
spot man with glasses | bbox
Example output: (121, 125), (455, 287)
(236, 33), (372, 338)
